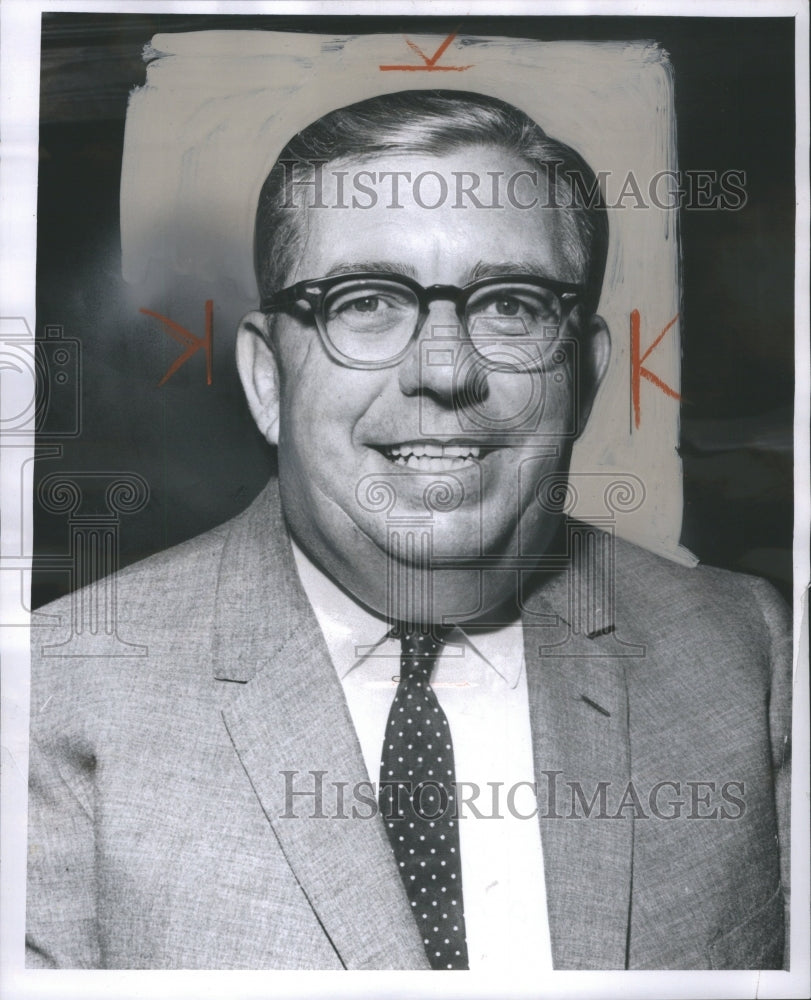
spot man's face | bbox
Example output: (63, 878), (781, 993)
(240, 146), (609, 619)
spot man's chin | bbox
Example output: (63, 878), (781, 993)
(378, 526), (516, 566)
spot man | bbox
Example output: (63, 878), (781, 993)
(27, 90), (790, 970)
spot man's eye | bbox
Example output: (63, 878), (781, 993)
(474, 294), (538, 320)
(328, 294), (386, 319)
(328, 290), (409, 319)
(492, 297), (522, 317)
(348, 296), (381, 313)
(470, 288), (561, 327)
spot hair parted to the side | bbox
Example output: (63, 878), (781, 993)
(254, 89), (609, 314)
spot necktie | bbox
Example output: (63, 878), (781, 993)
(379, 625), (469, 970)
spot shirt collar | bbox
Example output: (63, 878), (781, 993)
(290, 539), (524, 689)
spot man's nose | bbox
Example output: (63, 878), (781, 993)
(397, 300), (484, 404)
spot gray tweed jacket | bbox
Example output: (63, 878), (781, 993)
(26, 481), (791, 969)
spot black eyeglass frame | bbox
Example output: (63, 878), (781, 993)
(260, 270), (584, 370)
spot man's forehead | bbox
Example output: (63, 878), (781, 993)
(286, 148), (584, 285)
(309, 146), (556, 199)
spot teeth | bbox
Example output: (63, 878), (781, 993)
(383, 442), (482, 468)
(393, 455), (471, 470)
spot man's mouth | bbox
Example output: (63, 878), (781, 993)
(376, 441), (487, 471)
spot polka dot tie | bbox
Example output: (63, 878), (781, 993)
(378, 625), (469, 971)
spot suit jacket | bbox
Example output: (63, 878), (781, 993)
(26, 481), (791, 970)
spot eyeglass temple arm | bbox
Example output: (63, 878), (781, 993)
(260, 283), (311, 313)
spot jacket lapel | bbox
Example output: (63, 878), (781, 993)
(213, 490), (634, 969)
(522, 524), (635, 969)
(214, 484), (429, 970)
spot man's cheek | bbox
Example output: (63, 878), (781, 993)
(292, 433), (361, 510)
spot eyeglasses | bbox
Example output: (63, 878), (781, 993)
(260, 271), (583, 370)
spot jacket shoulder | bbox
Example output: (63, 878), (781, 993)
(611, 533), (789, 629)
(29, 513), (241, 713)
(609, 533), (790, 691)
(34, 516), (232, 624)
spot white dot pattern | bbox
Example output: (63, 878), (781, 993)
(378, 626), (468, 971)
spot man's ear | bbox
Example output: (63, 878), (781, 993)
(576, 311), (611, 434)
(236, 311), (281, 445)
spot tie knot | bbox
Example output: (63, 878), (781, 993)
(396, 625), (450, 680)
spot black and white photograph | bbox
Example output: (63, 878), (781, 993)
(1, 1), (808, 997)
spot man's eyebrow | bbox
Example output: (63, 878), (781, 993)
(467, 260), (557, 282)
(323, 262), (419, 279)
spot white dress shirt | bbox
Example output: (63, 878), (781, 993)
(291, 541), (552, 971)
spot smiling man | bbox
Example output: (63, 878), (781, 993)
(27, 90), (790, 971)
(239, 128), (609, 627)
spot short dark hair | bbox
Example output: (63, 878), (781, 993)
(254, 89), (609, 313)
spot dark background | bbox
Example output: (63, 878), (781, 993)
(32, 13), (795, 606)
